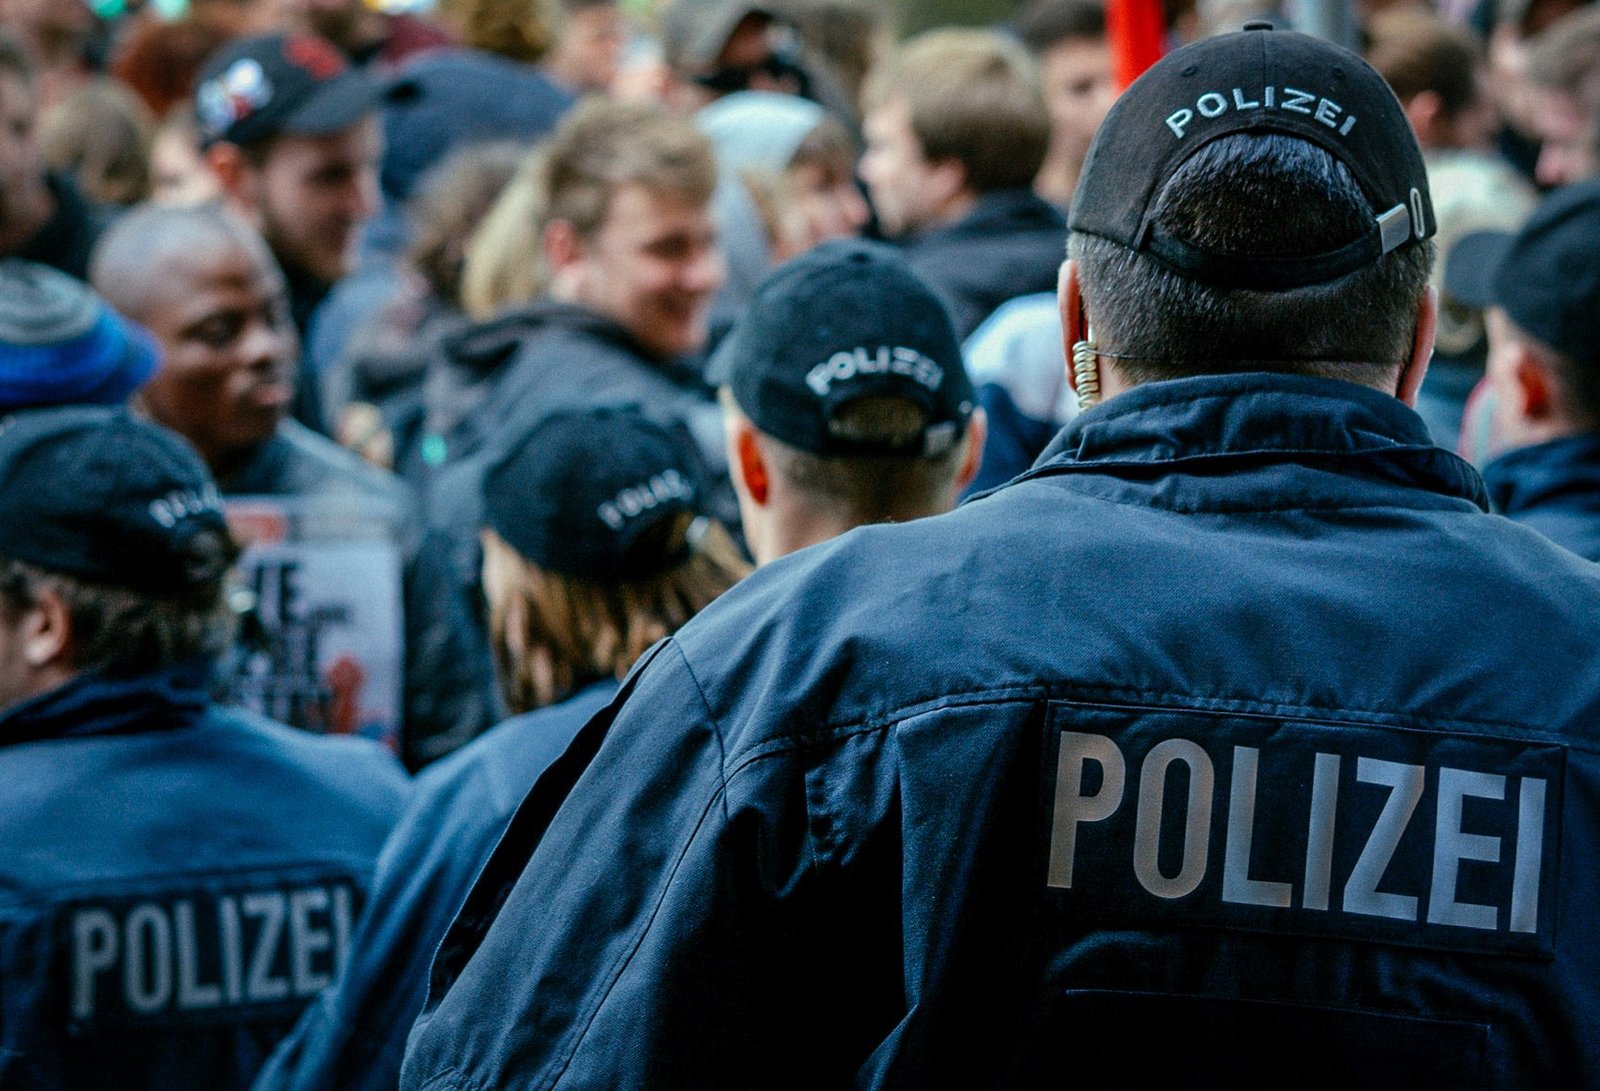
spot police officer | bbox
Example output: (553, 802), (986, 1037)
(402, 26), (1600, 1088)
(1447, 181), (1600, 559)
(0, 408), (408, 1089)
(712, 239), (985, 564)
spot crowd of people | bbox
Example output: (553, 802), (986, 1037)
(2, 0), (1600, 1085)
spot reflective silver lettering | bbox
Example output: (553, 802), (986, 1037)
(1046, 732), (1126, 888)
(1197, 92), (1227, 118)
(289, 887), (332, 995)
(71, 909), (118, 1020)
(1427, 767), (1504, 930)
(1232, 88), (1260, 109)
(1342, 757), (1423, 920)
(1303, 752), (1340, 911)
(1510, 777), (1547, 934)
(1283, 87), (1315, 113)
(1223, 746), (1292, 907)
(1314, 98), (1342, 128)
(1340, 114), (1357, 136)
(174, 900), (222, 1010)
(123, 903), (173, 1015)
(332, 884), (354, 970)
(1265, 85), (1275, 107)
(1166, 108), (1194, 137)
(218, 895), (243, 1005)
(1133, 739), (1214, 899)
(242, 892), (289, 1002)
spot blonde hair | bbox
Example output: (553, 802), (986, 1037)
(459, 147), (550, 319)
(483, 517), (750, 712)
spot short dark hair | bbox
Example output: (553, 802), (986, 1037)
(728, 391), (967, 523)
(1070, 133), (1435, 384)
(0, 555), (235, 677)
(1014, 1), (1107, 53)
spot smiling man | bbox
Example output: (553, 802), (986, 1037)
(429, 98), (726, 478)
(91, 203), (482, 770)
(194, 31), (386, 434)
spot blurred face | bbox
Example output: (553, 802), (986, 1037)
(1529, 87), (1599, 187)
(136, 234), (297, 470)
(249, 117), (380, 285)
(0, 70), (46, 231)
(567, 183), (723, 359)
(860, 97), (947, 237)
(788, 156), (869, 246)
(150, 121), (222, 207)
(1040, 37), (1115, 175)
(545, 4), (626, 94)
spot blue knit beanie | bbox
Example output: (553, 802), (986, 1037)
(0, 259), (159, 412)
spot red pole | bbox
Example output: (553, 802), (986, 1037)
(1107, 0), (1167, 91)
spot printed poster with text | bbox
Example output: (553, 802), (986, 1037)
(221, 494), (404, 754)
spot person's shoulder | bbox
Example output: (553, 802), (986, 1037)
(204, 705), (411, 808)
(416, 681), (618, 815)
(273, 419), (413, 506)
(668, 503), (1043, 736)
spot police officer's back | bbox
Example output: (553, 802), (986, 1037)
(402, 28), (1600, 1088)
(0, 408), (408, 1089)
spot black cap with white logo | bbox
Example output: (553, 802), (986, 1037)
(708, 239), (974, 458)
(1070, 24), (1434, 290)
(483, 406), (707, 580)
(195, 32), (382, 150)
(0, 407), (234, 596)
(1445, 180), (1600, 369)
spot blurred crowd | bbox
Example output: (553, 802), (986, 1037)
(3, 0), (1600, 1085)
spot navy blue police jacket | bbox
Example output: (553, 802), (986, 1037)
(401, 373), (1600, 1089)
(1483, 434), (1600, 563)
(253, 681), (617, 1091)
(0, 663), (409, 1090)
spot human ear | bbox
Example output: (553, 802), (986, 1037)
(1395, 286), (1437, 408)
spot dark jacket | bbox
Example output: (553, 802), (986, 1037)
(402, 374), (1600, 1089)
(253, 682), (617, 1091)
(902, 188), (1068, 340)
(1483, 434), (1600, 562)
(405, 303), (737, 754)
(223, 421), (481, 769)
(0, 665), (408, 1090)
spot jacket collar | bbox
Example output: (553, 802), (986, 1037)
(1483, 434), (1600, 517)
(0, 662), (211, 749)
(1022, 372), (1489, 509)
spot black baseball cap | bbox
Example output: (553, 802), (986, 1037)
(483, 406), (706, 580)
(1443, 181), (1600, 368)
(0, 408), (235, 596)
(708, 240), (974, 458)
(195, 32), (382, 150)
(1070, 23), (1435, 290)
